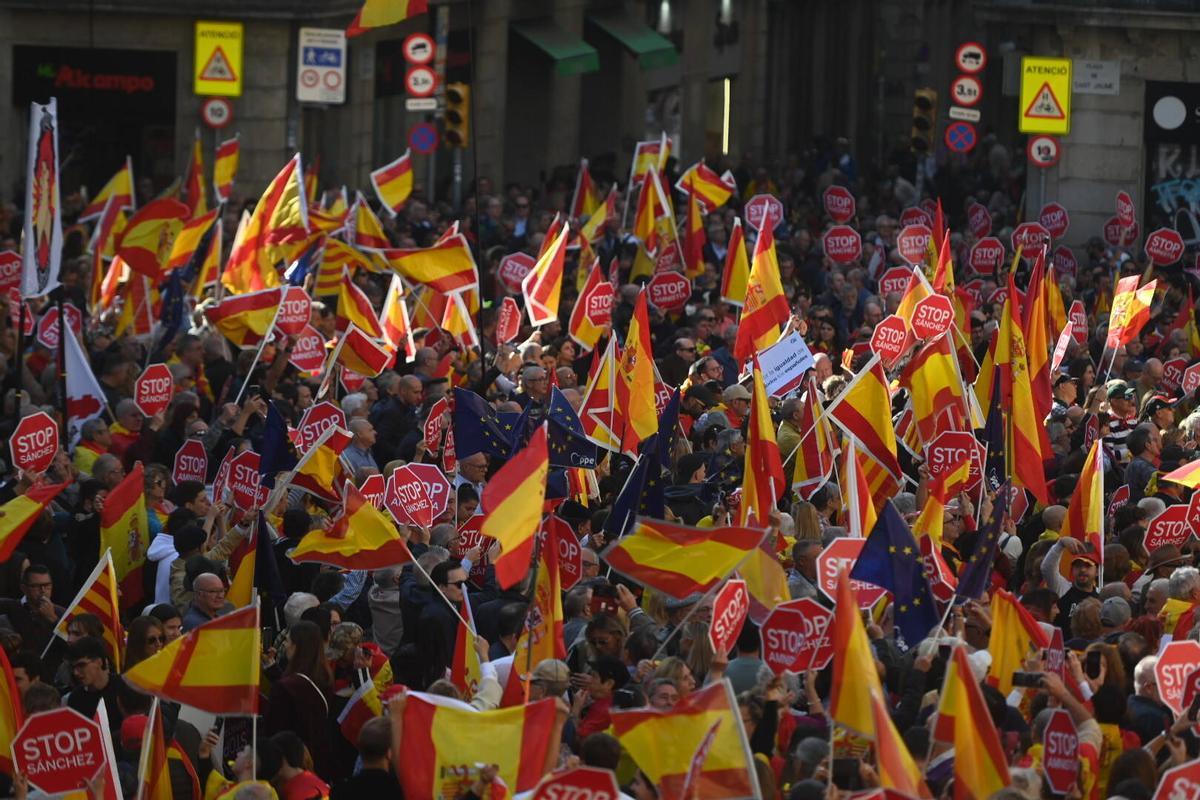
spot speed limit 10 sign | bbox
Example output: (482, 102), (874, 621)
(1028, 135), (1061, 169)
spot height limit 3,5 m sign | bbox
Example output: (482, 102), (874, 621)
(1020, 56), (1072, 136)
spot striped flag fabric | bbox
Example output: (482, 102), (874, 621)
(682, 182), (706, 279)
(1060, 438), (1104, 557)
(380, 274), (416, 362)
(733, 216), (789, 361)
(337, 270), (384, 337)
(381, 233), (479, 293)
(789, 377), (834, 499)
(501, 515), (568, 705)
(675, 160), (736, 213)
(629, 135), (671, 186)
(869, 688), (931, 797)
(579, 185), (617, 243)
(480, 426), (550, 588)
(80, 156), (134, 221)
(331, 325), (393, 378)
(825, 353), (902, 488)
(183, 131), (208, 219)
(567, 259), (611, 351)
(720, 217), (750, 307)
(523, 221), (568, 327)
(99, 462), (149, 609)
(212, 135), (239, 203)
(935, 646), (1012, 799)
(840, 441), (878, 539)
(570, 158), (601, 219)
(166, 207), (219, 273)
(0, 647), (23, 776)
(319, 238), (372, 295)
(739, 359), (784, 528)
(51, 549), (124, 670)
(0, 483), (71, 562)
(289, 482), (413, 570)
(616, 290), (658, 454)
(830, 568), (884, 736)
(1163, 458), (1200, 488)
(123, 603), (261, 715)
(995, 272), (1050, 505)
(222, 155), (307, 295)
(985, 589), (1050, 695)
(370, 150), (414, 216)
(288, 424), (352, 502)
(602, 518), (765, 599)
(136, 699), (172, 800)
(337, 677), (383, 745)
(351, 192), (390, 250)
(450, 599), (484, 698)
(898, 332), (970, 448)
(1022, 250), (1053, 421)
(204, 286), (282, 347)
(115, 198), (190, 278)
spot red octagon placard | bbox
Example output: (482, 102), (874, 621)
(647, 271), (691, 314)
(172, 439), (209, 485)
(277, 286), (312, 336)
(823, 186), (856, 224)
(1146, 227), (1185, 266)
(297, 401), (347, 454)
(869, 315), (911, 368)
(911, 294), (954, 340)
(897, 224), (933, 266)
(816, 538), (888, 609)
(709, 578), (750, 657)
(1144, 504), (1192, 552)
(823, 225), (862, 264)
(760, 597), (835, 674)
(878, 267), (914, 297)
(1042, 709), (1078, 796)
(9, 411), (58, 474)
(1039, 202), (1070, 240)
(289, 326), (327, 374)
(12, 707), (106, 796)
(1155, 640), (1200, 716)
(532, 766), (621, 800)
(497, 252), (535, 295)
(134, 363), (174, 417)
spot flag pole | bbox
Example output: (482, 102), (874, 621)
(234, 293), (285, 406)
(411, 552), (472, 630)
(56, 290), (68, 444)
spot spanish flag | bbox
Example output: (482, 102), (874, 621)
(676, 159), (737, 213)
(351, 193), (390, 250)
(616, 290), (658, 453)
(212, 135), (239, 203)
(578, 337), (621, 451)
(1060, 438), (1104, 557)
(204, 287), (282, 348)
(52, 550), (124, 671)
(733, 217), (789, 362)
(523, 220), (568, 327)
(303, 156), (320, 203)
(1106, 275), (1157, 349)
(123, 603), (261, 715)
(790, 377), (834, 499)
(183, 131), (208, 219)
(319, 239), (372, 295)
(439, 289), (479, 348)
(481, 426), (549, 588)
(167, 207), (219, 273)
(370, 150), (414, 216)
(579, 185), (617, 243)
(611, 680), (761, 800)
(0, 647), (23, 776)
(995, 270), (1049, 505)
(986, 589), (1050, 695)
(382, 233), (479, 293)
(603, 518), (764, 599)
(289, 482), (413, 570)
(502, 515), (568, 705)
(912, 457), (970, 550)
(380, 274), (416, 362)
(570, 158), (602, 219)
(222, 155), (307, 295)
(930, 228), (954, 292)
(347, 0), (428, 37)
(630, 135), (671, 186)
(136, 699), (172, 800)
(116, 198), (191, 278)
(840, 441), (878, 539)
(1163, 458), (1200, 489)
(830, 568), (883, 736)
(450, 599), (485, 698)
(114, 274), (157, 338)
(633, 169), (669, 254)
(99, 462), (149, 608)
(331, 325), (393, 378)
(226, 521), (259, 609)
(337, 677), (383, 745)
(396, 693), (556, 797)
(721, 217), (750, 307)
(740, 359), (784, 528)
(899, 333), (970, 447)
(1022, 250), (1053, 422)
(826, 354), (902, 490)
(935, 646), (1011, 800)
(80, 156), (134, 221)
(895, 266), (934, 324)
(870, 688), (932, 797)
(337, 270), (384, 337)
(289, 424), (352, 501)
(0, 482), (70, 562)
(567, 259), (611, 352)
(682, 181), (707, 279)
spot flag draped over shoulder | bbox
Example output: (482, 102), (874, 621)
(935, 646), (1011, 800)
(397, 693), (556, 798)
(610, 680), (760, 800)
(480, 425), (549, 588)
(123, 603), (260, 715)
(0, 482), (70, 562)
(99, 462), (149, 608)
(602, 519), (764, 599)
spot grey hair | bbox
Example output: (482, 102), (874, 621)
(1169, 566), (1200, 601)
(283, 592), (319, 627)
(80, 418), (107, 440)
(1134, 655), (1159, 693)
(414, 547), (450, 587)
(342, 393), (369, 418)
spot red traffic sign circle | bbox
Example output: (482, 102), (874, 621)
(289, 326), (327, 374)
(1027, 135), (1061, 168)
(823, 225), (862, 264)
(709, 579), (750, 657)
(297, 401), (347, 453)
(200, 97), (233, 129)
(878, 266), (915, 297)
(967, 202), (992, 238)
(409, 122), (439, 155)
(911, 294), (954, 340)
(647, 271), (691, 314)
(10, 411), (59, 474)
(497, 252), (535, 294)
(744, 193), (784, 231)
(950, 74), (983, 107)
(12, 707), (106, 795)
(1145, 227), (1185, 266)
(822, 186), (856, 224)
(134, 363), (174, 418)
(944, 121), (977, 153)
(402, 33), (435, 65)
(869, 314), (911, 368)
(172, 439), (209, 485)
(954, 42), (987, 74)
(897, 224), (933, 266)
(404, 65), (438, 97)
(1039, 202), (1070, 240)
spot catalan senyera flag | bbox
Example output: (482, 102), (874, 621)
(579, 185), (617, 243)
(204, 287), (282, 348)
(289, 482), (413, 569)
(740, 359), (785, 528)
(99, 462), (149, 608)
(791, 377), (834, 498)
(381, 233), (479, 293)
(986, 589), (1050, 695)
(570, 158), (602, 219)
(611, 680), (760, 800)
(899, 333), (969, 447)
(602, 518), (764, 599)
(840, 441), (878, 539)
(0, 647), (23, 776)
(567, 259), (612, 352)
(450, 599), (485, 698)
(351, 193), (390, 250)
(222, 155), (308, 295)
(319, 238), (371, 294)
(166, 207), (219, 273)
(733, 218), (789, 362)
(523, 220), (568, 326)
(1022, 250), (1053, 422)
(116, 198), (191, 278)
(212, 135), (239, 203)
(870, 688), (932, 798)
(337, 270), (384, 337)
(826, 354), (902, 488)
(830, 568), (884, 736)
(123, 603), (260, 715)
(0, 482), (70, 562)
(370, 150), (414, 216)
(380, 274), (416, 362)
(682, 182), (707, 280)
(1106, 275), (1157, 350)
(481, 426), (549, 588)
(935, 646), (1011, 800)
(1060, 438), (1104, 557)
(330, 325), (393, 379)
(183, 132), (208, 219)
(676, 160), (737, 213)
(289, 424), (352, 502)
(137, 699), (171, 800)
(720, 217), (750, 307)
(51, 550), (123, 671)
(80, 156), (135, 221)
(616, 291), (659, 453)
(347, 0), (428, 37)
(994, 271), (1049, 505)
(397, 693), (556, 798)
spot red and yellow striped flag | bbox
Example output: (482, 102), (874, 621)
(733, 217), (789, 362)
(676, 160), (737, 213)
(370, 150), (414, 216)
(319, 239), (372, 295)
(204, 287), (282, 348)
(501, 516), (568, 705)
(1061, 438), (1104, 557)
(99, 462), (149, 609)
(840, 441), (878, 539)
(899, 332), (969, 448)
(332, 325), (393, 378)
(347, 0), (428, 36)
(222, 155), (307, 295)
(351, 193), (390, 250)
(996, 271), (1050, 505)
(381, 233), (478, 293)
(116, 198), (190, 279)
(183, 131), (208, 219)
(337, 270), (384, 337)
(136, 699), (172, 800)
(123, 603), (260, 715)
(167, 207), (219, 273)
(0, 647), (23, 776)
(616, 290), (658, 454)
(481, 426), (549, 588)
(830, 569), (884, 735)
(986, 589), (1050, 695)
(450, 599), (484, 698)
(935, 646), (1011, 800)
(1163, 458), (1200, 489)
(740, 359), (784, 528)
(579, 185), (617, 243)
(53, 549), (124, 671)
(289, 482), (413, 570)
(212, 135), (239, 203)
(380, 274), (416, 362)
(720, 217), (750, 307)
(290, 425), (351, 502)
(826, 354), (902, 490)
(570, 158), (601, 219)
(567, 259), (610, 352)
(1023, 250), (1053, 422)
(603, 518), (764, 599)
(80, 156), (134, 221)
(522, 220), (567, 327)
(682, 181), (706, 279)
(870, 689), (931, 797)
(0, 482), (70, 562)
(790, 377), (834, 499)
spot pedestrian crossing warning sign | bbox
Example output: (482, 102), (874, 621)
(195, 21), (243, 97)
(1019, 56), (1071, 135)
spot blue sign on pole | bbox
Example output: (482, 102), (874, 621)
(409, 122), (440, 154)
(944, 121), (977, 153)
(302, 47), (342, 68)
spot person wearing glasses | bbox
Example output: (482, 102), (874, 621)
(64, 636), (124, 739)
(416, 559), (469, 687)
(658, 338), (698, 387)
(182, 572), (231, 632)
(123, 615), (167, 669)
(0, 564), (64, 658)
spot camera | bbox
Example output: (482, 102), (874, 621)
(1011, 671), (1044, 688)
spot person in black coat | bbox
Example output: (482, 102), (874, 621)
(414, 560), (469, 688)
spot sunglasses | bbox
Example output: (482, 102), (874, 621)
(444, 580), (469, 588)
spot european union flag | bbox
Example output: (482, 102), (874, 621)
(603, 452), (650, 540)
(979, 369), (1006, 492)
(547, 387), (598, 469)
(850, 501), (940, 647)
(453, 388), (513, 459)
(258, 401), (298, 488)
(956, 480), (1010, 601)
(637, 389), (680, 518)
(151, 270), (187, 361)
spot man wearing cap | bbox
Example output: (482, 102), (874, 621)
(700, 384), (752, 431)
(1099, 597), (1132, 642)
(529, 658), (570, 701)
(1103, 381), (1139, 465)
(1124, 424), (1162, 504)
(1049, 373), (1077, 422)
(1142, 395), (1176, 430)
(1040, 536), (1100, 631)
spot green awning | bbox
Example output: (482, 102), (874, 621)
(512, 21), (600, 76)
(587, 13), (678, 70)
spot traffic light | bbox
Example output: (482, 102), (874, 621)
(444, 82), (471, 148)
(911, 87), (937, 152)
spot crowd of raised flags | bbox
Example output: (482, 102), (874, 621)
(5, 8), (1200, 800)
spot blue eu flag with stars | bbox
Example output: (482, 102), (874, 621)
(453, 388), (513, 460)
(956, 480), (1010, 602)
(546, 387), (598, 469)
(850, 500), (940, 647)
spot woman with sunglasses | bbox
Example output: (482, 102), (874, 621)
(124, 615), (167, 669)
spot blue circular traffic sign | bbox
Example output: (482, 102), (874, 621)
(409, 122), (439, 155)
(944, 121), (977, 153)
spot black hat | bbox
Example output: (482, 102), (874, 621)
(589, 655), (630, 689)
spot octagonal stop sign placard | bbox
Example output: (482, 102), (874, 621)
(172, 439), (208, 485)
(1041, 709), (1078, 796)
(911, 294), (954, 340)
(9, 411), (59, 474)
(12, 707), (106, 795)
(816, 538), (887, 609)
(897, 224), (932, 266)
(1155, 640), (1200, 716)
(134, 363), (174, 417)
(760, 597), (835, 674)
(277, 286), (312, 336)
(532, 766), (620, 800)
(708, 579), (749, 656)
(869, 315), (911, 368)
(1154, 759), (1200, 800)
(297, 401), (347, 453)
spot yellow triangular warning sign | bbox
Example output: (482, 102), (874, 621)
(200, 46), (237, 82)
(1023, 82), (1065, 120)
